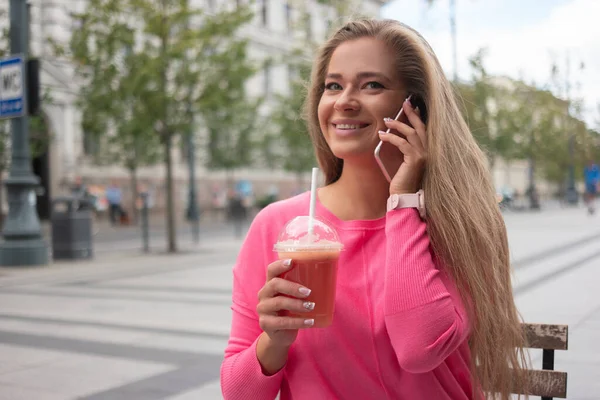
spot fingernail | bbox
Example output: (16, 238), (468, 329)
(404, 98), (412, 107)
(378, 130), (387, 135)
(383, 117), (392, 122)
(304, 319), (315, 326)
(299, 287), (311, 296)
(303, 301), (315, 310)
(283, 259), (292, 267)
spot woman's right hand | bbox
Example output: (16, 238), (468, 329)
(256, 259), (315, 348)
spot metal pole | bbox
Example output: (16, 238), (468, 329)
(0, 0), (48, 266)
(184, 8), (200, 244)
(141, 192), (149, 253)
(186, 131), (200, 243)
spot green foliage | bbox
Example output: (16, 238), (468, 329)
(458, 48), (599, 187)
(198, 35), (260, 173)
(265, 0), (365, 177)
(68, 0), (255, 251)
(266, 52), (315, 175)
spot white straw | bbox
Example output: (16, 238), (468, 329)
(308, 167), (319, 239)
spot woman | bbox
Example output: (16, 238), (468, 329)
(221, 19), (528, 400)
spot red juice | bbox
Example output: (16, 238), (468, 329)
(278, 250), (340, 328)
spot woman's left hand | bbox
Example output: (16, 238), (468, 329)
(378, 98), (427, 195)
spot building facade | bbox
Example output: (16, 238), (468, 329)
(1, 0), (388, 218)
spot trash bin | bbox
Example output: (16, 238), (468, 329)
(51, 196), (93, 260)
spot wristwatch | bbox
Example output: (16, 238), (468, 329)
(387, 189), (426, 218)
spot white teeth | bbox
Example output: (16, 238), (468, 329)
(336, 124), (363, 129)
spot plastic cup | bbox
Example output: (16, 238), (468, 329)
(274, 216), (343, 328)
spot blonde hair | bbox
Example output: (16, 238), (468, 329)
(304, 19), (529, 399)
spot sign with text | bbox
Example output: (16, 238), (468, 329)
(0, 55), (25, 119)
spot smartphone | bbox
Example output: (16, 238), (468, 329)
(374, 94), (427, 182)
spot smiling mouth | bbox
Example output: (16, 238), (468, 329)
(334, 123), (370, 130)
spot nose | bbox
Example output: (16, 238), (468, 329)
(334, 89), (360, 112)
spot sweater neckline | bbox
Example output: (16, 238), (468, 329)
(312, 189), (387, 231)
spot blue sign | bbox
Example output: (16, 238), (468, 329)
(0, 55), (25, 119)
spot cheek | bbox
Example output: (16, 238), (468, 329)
(317, 97), (334, 131)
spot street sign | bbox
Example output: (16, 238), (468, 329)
(0, 54), (26, 119)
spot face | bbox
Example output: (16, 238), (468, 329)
(317, 37), (406, 163)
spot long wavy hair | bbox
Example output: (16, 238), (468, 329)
(304, 19), (529, 399)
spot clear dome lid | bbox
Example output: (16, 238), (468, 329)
(273, 216), (343, 252)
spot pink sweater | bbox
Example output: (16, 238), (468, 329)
(221, 192), (478, 399)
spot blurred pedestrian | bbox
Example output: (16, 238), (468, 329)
(227, 189), (247, 238)
(105, 181), (123, 225)
(583, 161), (599, 215)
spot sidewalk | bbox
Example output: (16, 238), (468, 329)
(0, 235), (244, 289)
(0, 205), (598, 399)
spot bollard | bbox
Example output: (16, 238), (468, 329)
(140, 192), (149, 253)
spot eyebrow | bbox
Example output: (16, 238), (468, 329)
(325, 71), (391, 82)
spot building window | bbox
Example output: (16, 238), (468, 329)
(260, 0), (268, 27)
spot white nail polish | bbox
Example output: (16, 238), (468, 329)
(304, 319), (315, 326)
(303, 301), (315, 310)
(299, 287), (311, 296)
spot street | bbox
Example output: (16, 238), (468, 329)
(0, 207), (599, 399)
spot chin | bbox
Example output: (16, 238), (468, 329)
(329, 144), (376, 162)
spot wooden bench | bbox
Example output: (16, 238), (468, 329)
(516, 323), (569, 399)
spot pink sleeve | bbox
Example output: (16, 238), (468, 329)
(220, 210), (284, 400)
(383, 208), (470, 373)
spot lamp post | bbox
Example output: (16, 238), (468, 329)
(0, 0), (48, 266)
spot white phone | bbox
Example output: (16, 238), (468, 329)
(374, 94), (413, 182)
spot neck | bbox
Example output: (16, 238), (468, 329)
(319, 157), (390, 221)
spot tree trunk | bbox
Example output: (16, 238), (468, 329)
(164, 135), (177, 252)
(129, 168), (139, 225)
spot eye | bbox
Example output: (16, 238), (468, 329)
(325, 82), (342, 90)
(364, 81), (384, 89)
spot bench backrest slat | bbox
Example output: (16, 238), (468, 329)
(522, 323), (568, 350)
(516, 370), (568, 398)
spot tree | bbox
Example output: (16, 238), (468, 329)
(457, 49), (518, 168)
(198, 35), (260, 188)
(69, 0), (254, 252)
(70, 5), (161, 223)
(266, 0), (359, 186)
(69, 1), (160, 224)
(266, 49), (315, 186)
